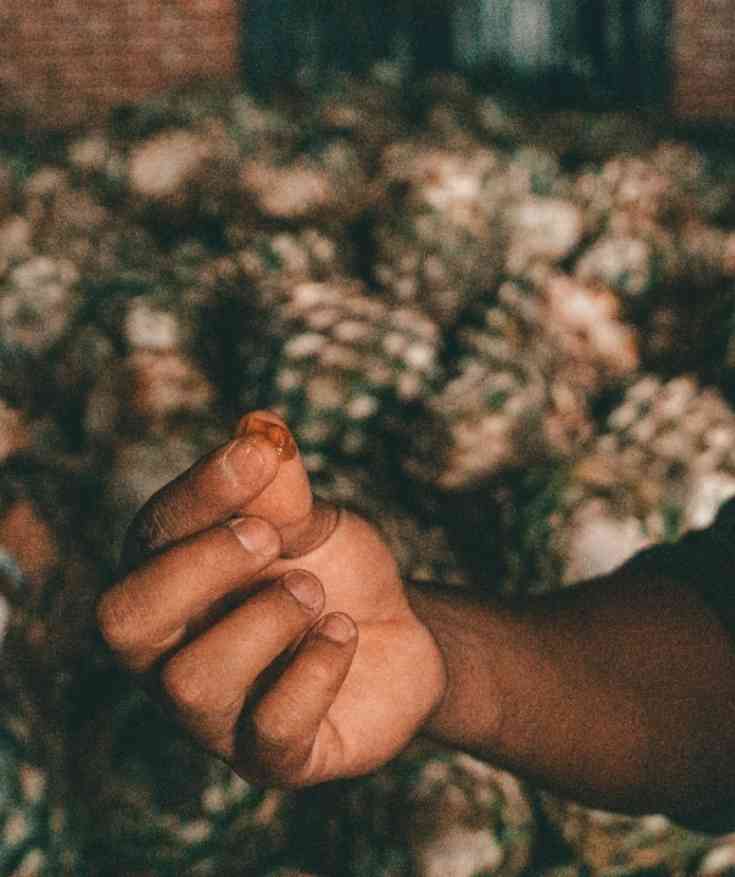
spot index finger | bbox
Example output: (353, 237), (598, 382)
(121, 433), (281, 570)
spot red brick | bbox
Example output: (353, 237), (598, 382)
(179, 0), (234, 16)
(672, 0), (735, 119)
(1, 0), (240, 127)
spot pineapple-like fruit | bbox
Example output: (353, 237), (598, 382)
(574, 227), (680, 300)
(570, 140), (735, 377)
(574, 220), (734, 377)
(103, 84), (247, 221)
(378, 508), (470, 590)
(677, 219), (735, 287)
(240, 135), (371, 227)
(266, 279), (442, 468)
(0, 160), (13, 219)
(540, 796), (709, 877)
(0, 713), (80, 876)
(2, 65), (735, 876)
(0, 464), (290, 877)
(0, 340), (40, 464)
(20, 166), (71, 230)
(695, 835), (735, 876)
(290, 739), (534, 877)
(574, 152), (685, 237)
(0, 398), (30, 464)
(84, 289), (217, 443)
(233, 227), (352, 308)
(311, 461), (469, 589)
(312, 71), (408, 166)
(502, 193), (584, 276)
(508, 378), (735, 873)
(227, 90), (301, 157)
(92, 84), (297, 228)
(373, 137), (505, 322)
(650, 141), (735, 225)
(504, 145), (571, 202)
(17, 161), (160, 285)
(205, 231), (354, 418)
(125, 121), (240, 220)
(410, 73), (484, 144)
(0, 255), (80, 356)
(0, 215), (33, 272)
(63, 649), (292, 876)
(552, 375), (735, 587)
(405, 747), (534, 877)
(726, 231), (735, 277)
(27, 175), (110, 259)
(405, 270), (638, 490)
(67, 129), (123, 180)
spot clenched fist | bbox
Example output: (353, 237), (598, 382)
(97, 411), (446, 787)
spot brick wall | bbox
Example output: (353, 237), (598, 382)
(0, 0), (240, 128)
(3, 2), (735, 128)
(672, 0), (735, 120)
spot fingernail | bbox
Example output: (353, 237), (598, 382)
(237, 414), (297, 462)
(227, 517), (280, 557)
(221, 437), (266, 485)
(317, 613), (356, 644)
(282, 570), (323, 613)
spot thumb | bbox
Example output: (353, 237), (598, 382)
(236, 410), (337, 558)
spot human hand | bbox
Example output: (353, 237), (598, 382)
(97, 411), (446, 787)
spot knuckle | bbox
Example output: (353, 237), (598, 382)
(124, 494), (175, 560)
(252, 708), (295, 753)
(244, 707), (313, 788)
(194, 536), (234, 577)
(96, 591), (139, 654)
(137, 501), (175, 552)
(160, 655), (206, 714)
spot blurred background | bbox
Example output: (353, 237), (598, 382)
(1, 2), (735, 876)
(1, 0), (734, 127)
(244, 0), (673, 108)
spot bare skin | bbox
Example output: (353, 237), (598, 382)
(409, 577), (735, 827)
(98, 411), (735, 827)
(97, 411), (445, 787)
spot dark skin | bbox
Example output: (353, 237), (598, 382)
(99, 410), (445, 785)
(98, 411), (735, 826)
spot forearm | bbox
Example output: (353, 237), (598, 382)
(408, 568), (735, 824)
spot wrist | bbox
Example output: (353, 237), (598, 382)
(406, 582), (506, 752)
